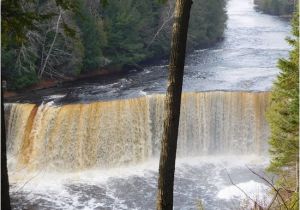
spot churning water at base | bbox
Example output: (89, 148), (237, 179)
(9, 156), (270, 210)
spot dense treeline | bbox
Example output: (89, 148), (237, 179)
(267, 7), (299, 209)
(2, 0), (227, 90)
(254, 0), (295, 16)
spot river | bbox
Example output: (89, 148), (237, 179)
(6, 0), (290, 104)
(7, 0), (290, 209)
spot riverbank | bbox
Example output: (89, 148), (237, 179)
(253, 0), (295, 17)
(3, 0), (227, 92)
(3, 38), (222, 102)
(3, 67), (124, 99)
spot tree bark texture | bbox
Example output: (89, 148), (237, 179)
(156, 0), (192, 209)
(1, 88), (12, 210)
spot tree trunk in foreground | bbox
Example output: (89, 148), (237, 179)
(1, 89), (11, 210)
(156, 0), (192, 209)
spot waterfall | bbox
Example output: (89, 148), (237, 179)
(5, 91), (269, 171)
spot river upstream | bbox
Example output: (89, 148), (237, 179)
(6, 0), (290, 209)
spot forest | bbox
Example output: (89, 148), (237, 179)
(2, 0), (226, 90)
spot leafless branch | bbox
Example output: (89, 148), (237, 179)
(246, 166), (290, 210)
(146, 0), (174, 49)
(266, 190), (278, 210)
(39, 8), (62, 78)
(225, 169), (264, 209)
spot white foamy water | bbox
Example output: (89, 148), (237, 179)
(217, 180), (271, 206)
(10, 156), (270, 210)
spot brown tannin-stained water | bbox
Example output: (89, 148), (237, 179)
(6, 0), (291, 209)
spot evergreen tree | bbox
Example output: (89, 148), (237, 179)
(103, 0), (152, 65)
(188, 0), (227, 48)
(267, 7), (299, 208)
(2, 0), (227, 90)
(75, 0), (106, 71)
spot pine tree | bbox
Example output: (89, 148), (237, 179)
(75, 0), (105, 72)
(267, 7), (299, 208)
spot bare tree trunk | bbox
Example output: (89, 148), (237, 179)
(1, 88), (11, 210)
(39, 8), (62, 78)
(156, 0), (192, 209)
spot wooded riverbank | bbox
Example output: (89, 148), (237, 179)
(2, 0), (227, 91)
